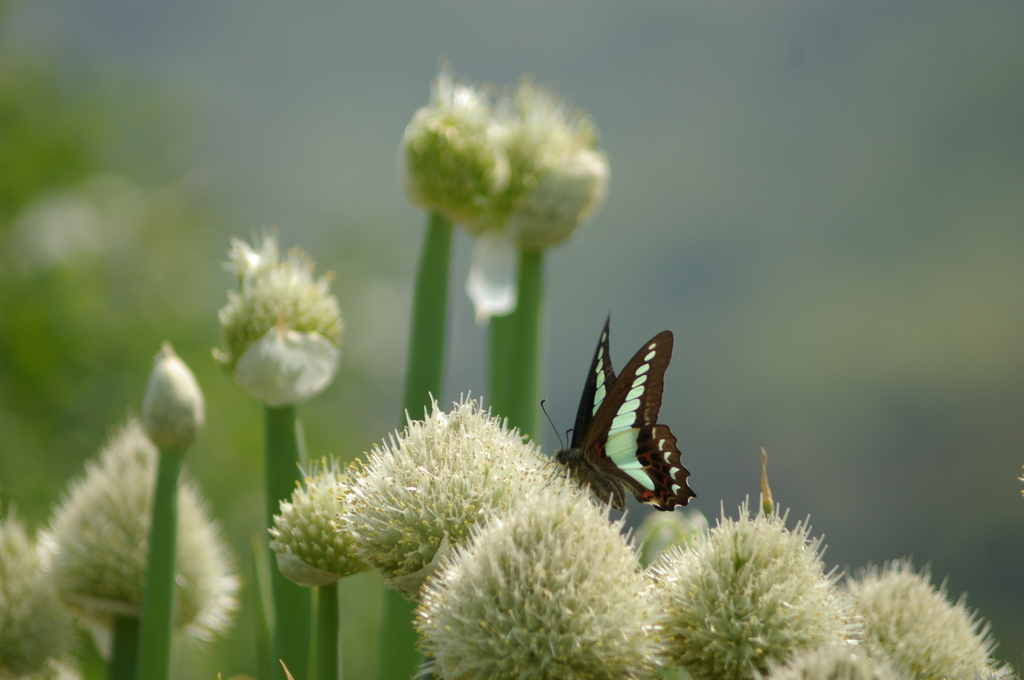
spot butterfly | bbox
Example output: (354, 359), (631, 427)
(555, 316), (694, 511)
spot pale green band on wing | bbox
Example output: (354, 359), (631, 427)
(611, 398), (640, 431)
(607, 428), (655, 490)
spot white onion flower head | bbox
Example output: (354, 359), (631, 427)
(489, 79), (609, 250)
(763, 646), (908, 680)
(215, 234), (342, 406)
(39, 420), (239, 649)
(417, 483), (666, 680)
(401, 65), (509, 226)
(270, 457), (370, 586)
(340, 397), (552, 599)
(845, 560), (1009, 680)
(0, 512), (78, 679)
(648, 501), (856, 680)
(465, 79), (608, 323)
(142, 342), (204, 451)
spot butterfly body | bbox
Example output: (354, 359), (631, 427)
(555, 317), (694, 511)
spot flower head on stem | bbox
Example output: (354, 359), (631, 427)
(39, 420), (239, 651)
(215, 234), (342, 406)
(340, 397), (551, 599)
(270, 456), (369, 586)
(648, 500), (856, 680)
(417, 482), (665, 680)
(845, 559), (1009, 680)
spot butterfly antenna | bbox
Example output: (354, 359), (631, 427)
(540, 399), (565, 449)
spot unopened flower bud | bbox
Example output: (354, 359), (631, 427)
(142, 342), (204, 451)
(635, 507), (707, 567)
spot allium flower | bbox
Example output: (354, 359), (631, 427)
(764, 646), (907, 680)
(0, 512), (78, 678)
(494, 79), (609, 251)
(416, 484), (665, 680)
(465, 79), (608, 322)
(845, 560), (1009, 680)
(634, 507), (708, 568)
(215, 234), (342, 406)
(142, 342), (204, 451)
(39, 420), (239, 648)
(400, 65), (509, 226)
(649, 502), (856, 680)
(340, 397), (552, 598)
(269, 457), (369, 586)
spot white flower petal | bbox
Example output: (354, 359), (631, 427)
(465, 230), (518, 324)
(234, 325), (339, 406)
(274, 551), (341, 587)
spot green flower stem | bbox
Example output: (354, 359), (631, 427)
(135, 446), (184, 680)
(265, 404), (312, 680)
(252, 535), (275, 680)
(314, 583), (340, 680)
(503, 249), (544, 440)
(380, 211), (453, 680)
(488, 314), (514, 417)
(402, 212), (453, 417)
(110, 615), (140, 680)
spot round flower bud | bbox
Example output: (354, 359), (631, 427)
(634, 507), (708, 568)
(215, 235), (342, 406)
(764, 646), (908, 680)
(417, 483), (665, 680)
(400, 65), (509, 226)
(142, 342), (204, 451)
(340, 397), (552, 599)
(845, 560), (1009, 680)
(269, 457), (370, 586)
(485, 79), (609, 250)
(648, 501), (856, 680)
(39, 420), (239, 648)
(0, 512), (78, 678)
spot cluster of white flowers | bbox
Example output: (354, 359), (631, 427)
(0, 513), (78, 679)
(269, 457), (369, 586)
(216, 234), (342, 406)
(401, 65), (610, 321)
(39, 420), (239, 647)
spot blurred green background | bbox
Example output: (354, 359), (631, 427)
(1, 1), (1021, 677)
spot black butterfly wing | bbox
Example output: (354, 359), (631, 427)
(569, 315), (616, 449)
(580, 331), (695, 511)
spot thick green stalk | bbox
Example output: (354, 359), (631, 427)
(110, 615), (139, 680)
(488, 313), (515, 417)
(252, 535), (275, 680)
(503, 249), (545, 440)
(135, 446), (184, 680)
(401, 212), (453, 417)
(315, 583), (340, 680)
(380, 212), (452, 680)
(265, 404), (312, 680)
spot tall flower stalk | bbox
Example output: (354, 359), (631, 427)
(474, 78), (608, 439)
(136, 343), (205, 680)
(270, 457), (368, 680)
(216, 234), (342, 680)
